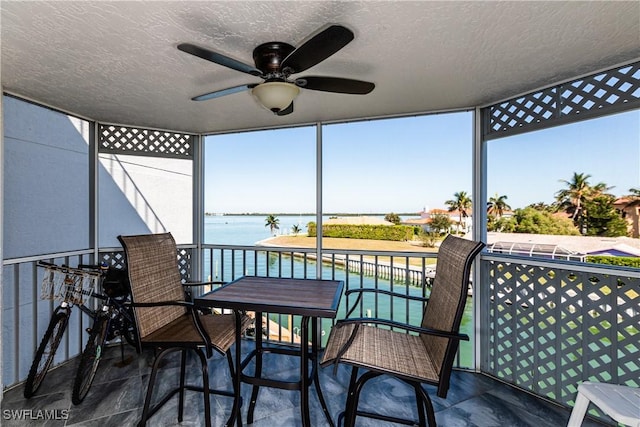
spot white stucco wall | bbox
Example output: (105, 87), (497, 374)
(3, 96), (91, 258)
(2, 96), (194, 387)
(2, 96), (91, 384)
(98, 154), (192, 246)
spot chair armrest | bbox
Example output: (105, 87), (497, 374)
(182, 281), (226, 287)
(127, 300), (194, 308)
(344, 288), (429, 317)
(182, 281), (227, 304)
(335, 317), (469, 341)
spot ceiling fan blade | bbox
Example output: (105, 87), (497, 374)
(178, 43), (263, 77)
(191, 84), (256, 101)
(296, 76), (374, 94)
(276, 102), (294, 116)
(281, 25), (354, 74)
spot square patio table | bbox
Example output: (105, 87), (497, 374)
(195, 275), (344, 427)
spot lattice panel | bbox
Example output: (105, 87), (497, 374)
(99, 124), (193, 159)
(486, 62), (640, 138)
(486, 260), (639, 421)
(177, 248), (192, 281)
(489, 87), (557, 135)
(560, 64), (640, 116)
(100, 251), (127, 270)
(100, 248), (192, 282)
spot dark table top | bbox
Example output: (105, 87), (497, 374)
(195, 276), (344, 318)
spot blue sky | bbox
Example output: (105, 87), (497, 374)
(487, 110), (639, 208)
(204, 110), (639, 214)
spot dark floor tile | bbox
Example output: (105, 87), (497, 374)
(64, 375), (144, 424)
(4, 360), (77, 403)
(1, 391), (70, 427)
(437, 392), (552, 427)
(65, 408), (140, 427)
(3, 339), (610, 427)
(87, 344), (142, 386)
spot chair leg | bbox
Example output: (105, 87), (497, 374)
(343, 367), (359, 427)
(226, 350), (242, 427)
(567, 390), (590, 427)
(415, 383), (436, 427)
(178, 349), (187, 422)
(247, 347), (263, 424)
(343, 371), (433, 427)
(415, 384), (427, 427)
(139, 347), (176, 427)
(194, 348), (212, 427)
(347, 370), (381, 427)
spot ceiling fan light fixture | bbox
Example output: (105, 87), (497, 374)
(252, 82), (299, 112)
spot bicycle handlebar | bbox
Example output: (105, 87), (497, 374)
(38, 261), (57, 267)
(78, 263), (104, 271)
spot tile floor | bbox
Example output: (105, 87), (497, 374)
(2, 340), (611, 426)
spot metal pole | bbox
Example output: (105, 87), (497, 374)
(315, 123), (323, 280)
(473, 106), (488, 373)
(192, 134), (204, 282)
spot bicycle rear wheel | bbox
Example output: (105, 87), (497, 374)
(71, 313), (109, 404)
(24, 310), (69, 398)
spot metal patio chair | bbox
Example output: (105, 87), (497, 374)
(322, 234), (484, 426)
(118, 232), (251, 427)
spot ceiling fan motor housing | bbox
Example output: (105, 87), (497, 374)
(253, 42), (295, 75)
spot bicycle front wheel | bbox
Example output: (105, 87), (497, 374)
(71, 314), (108, 404)
(24, 310), (69, 398)
(121, 306), (139, 350)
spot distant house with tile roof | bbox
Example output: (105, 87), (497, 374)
(402, 207), (472, 233)
(614, 197), (640, 238)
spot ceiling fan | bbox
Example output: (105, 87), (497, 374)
(177, 24), (375, 116)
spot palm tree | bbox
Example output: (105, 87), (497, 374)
(555, 172), (591, 222)
(265, 214), (280, 235)
(555, 172), (613, 235)
(629, 187), (640, 199)
(590, 181), (613, 198)
(291, 224), (302, 235)
(487, 194), (511, 219)
(445, 191), (472, 233)
(527, 202), (552, 212)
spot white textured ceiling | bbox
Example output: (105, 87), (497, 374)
(2, 1), (639, 134)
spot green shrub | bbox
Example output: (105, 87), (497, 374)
(586, 255), (640, 268)
(307, 222), (413, 241)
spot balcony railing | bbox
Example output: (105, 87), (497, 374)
(197, 244), (447, 354)
(3, 244), (638, 425)
(483, 253), (639, 422)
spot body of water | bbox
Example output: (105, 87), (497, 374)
(204, 214), (318, 245)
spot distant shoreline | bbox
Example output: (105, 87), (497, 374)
(204, 212), (418, 217)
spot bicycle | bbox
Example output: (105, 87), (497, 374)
(23, 262), (137, 404)
(71, 263), (138, 404)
